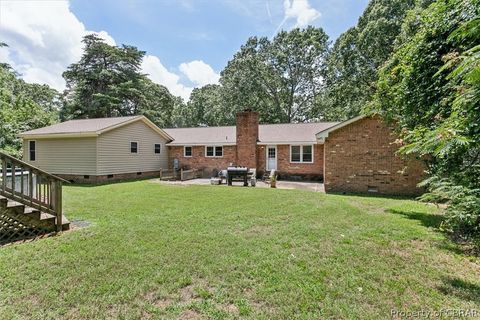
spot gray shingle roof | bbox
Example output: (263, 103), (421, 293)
(19, 116), (142, 136)
(164, 126), (236, 145)
(164, 122), (339, 145)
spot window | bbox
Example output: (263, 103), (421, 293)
(290, 145), (313, 163)
(291, 146), (301, 162)
(154, 144), (161, 154)
(206, 146), (214, 157)
(29, 141), (36, 161)
(184, 146), (192, 157)
(130, 141), (138, 153)
(215, 146), (223, 157)
(205, 146), (223, 157)
(302, 145), (312, 162)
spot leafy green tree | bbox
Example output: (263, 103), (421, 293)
(0, 64), (59, 157)
(220, 27), (329, 123)
(371, 0), (480, 245)
(185, 84), (232, 126)
(62, 34), (180, 128)
(136, 78), (177, 128)
(169, 96), (191, 128)
(316, 0), (422, 120)
(62, 34), (146, 119)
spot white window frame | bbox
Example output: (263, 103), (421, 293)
(205, 145), (223, 158)
(290, 145), (314, 163)
(130, 141), (139, 154)
(29, 140), (36, 162)
(184, 146), (193, 157)
(154, 143), (162, 154)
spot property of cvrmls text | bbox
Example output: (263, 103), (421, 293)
(391, 309), (480, 318)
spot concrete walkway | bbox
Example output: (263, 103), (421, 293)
(155, 178), (325, 193)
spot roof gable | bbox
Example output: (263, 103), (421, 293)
(315, 115), (366, 141)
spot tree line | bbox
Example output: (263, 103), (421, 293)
(1, 0), (478, 247)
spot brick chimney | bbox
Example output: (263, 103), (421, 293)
(236, 110), (259, 168)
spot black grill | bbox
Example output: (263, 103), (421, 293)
(227, 166), (249, 186)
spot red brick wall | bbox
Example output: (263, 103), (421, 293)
(324, 117), (424, 195)
(236, 111), (259, 168)
(257, 144), (324, 180)
(168, 145), (237, 176)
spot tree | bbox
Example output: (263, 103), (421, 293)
(136, 78), (177, 128)
(220, 27), (329, 123)
(371, 0), (480, 245)
(316, 0), (422, 120)
(62, 34), (146, 119)
(0, 64), (59, 157)
(61, 34), (180, 128)
(184, 84), (231, 126)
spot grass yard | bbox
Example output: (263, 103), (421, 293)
(1, 180), (479, 319)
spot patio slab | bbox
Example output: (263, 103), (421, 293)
(154, 178), (325, 192)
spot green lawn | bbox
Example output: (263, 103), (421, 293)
(1, 180), (479, 319)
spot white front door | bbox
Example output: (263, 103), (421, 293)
(266, 146), (277, 171)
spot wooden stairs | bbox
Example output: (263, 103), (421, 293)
(0, 151), (69, 245)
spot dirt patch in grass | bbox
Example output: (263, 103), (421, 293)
(384, 239), (430, 259)
(144, 280), (215, 311)
(180, 309), (204, 319)
(144, 291), (175, 309)
(241, 287), (269, 314)
(220, 303), (239, 315)
(348, 199), (387, 214)
(179, 284), (202, 304)
(237, 224), (273, 237)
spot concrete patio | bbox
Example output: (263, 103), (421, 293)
(155, 178), (325, 192)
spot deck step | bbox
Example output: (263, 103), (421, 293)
(6, 201), (25, 213)
(61, 215), (70, 231)
(24, 206), (41, 219)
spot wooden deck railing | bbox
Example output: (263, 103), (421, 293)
(180, 168), (203, 181)
(0, 151), (67, 232)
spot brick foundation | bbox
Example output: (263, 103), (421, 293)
(323, 117), (425, 196)
(57, 171), (160, 184)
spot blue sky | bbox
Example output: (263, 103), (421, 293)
(71, 0), (368, 72)
(0, 0), (369, 100)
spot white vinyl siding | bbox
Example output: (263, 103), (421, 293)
(23, 138), (97, 175)
(96, 120), (169, 175)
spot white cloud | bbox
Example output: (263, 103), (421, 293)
(0, 0), (217, 101)
(0, 0), (114, 90)
(179, 60), (220, 87)
(278, 0), (321, 31)
(141, 55), (193, 101)
(95, 31), (117, 46)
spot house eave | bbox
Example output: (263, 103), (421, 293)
(315, 115), (366, 141)
(18, 132), (99, 139)
(257, 140), (320, 145)
(167, 142), (237, 146)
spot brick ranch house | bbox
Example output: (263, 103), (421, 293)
(19, 111), (424, 195)
(164, 111), (424, 196)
